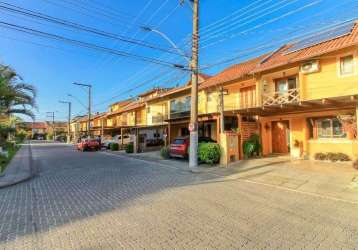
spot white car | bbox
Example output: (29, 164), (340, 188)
(102, 135), (131, 149)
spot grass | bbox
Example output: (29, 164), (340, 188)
(0, 144), (20, 173)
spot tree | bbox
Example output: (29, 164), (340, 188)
(0, 65), (36, 146)
(0, 65), (36, 119)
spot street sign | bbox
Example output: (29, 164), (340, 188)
(188, 123), (195, 132)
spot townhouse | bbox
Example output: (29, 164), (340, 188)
(70, 20), (358, 162)
(252, 21), (358, 160)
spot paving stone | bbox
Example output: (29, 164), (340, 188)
(0, 144), (357, 249)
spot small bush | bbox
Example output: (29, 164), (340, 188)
(198, 142), (221, 165)
(243, 133), (261, 158)
(125, 143), (134, 153)
(315, 152), (351, 162)
(326, 152), (337, 162)
(110, 143), (119, 151)
(160, 146), (170, 159)
(314, 153), (327, 161)
(353, 160), (358, 170)
(335, 153), (350, 162)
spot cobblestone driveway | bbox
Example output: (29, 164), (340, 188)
(0, 144), (357, 249)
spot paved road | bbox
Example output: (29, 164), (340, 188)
(0, 144), (357, 249)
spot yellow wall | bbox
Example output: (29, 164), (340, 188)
(135, 108), (146, 126)
(147, 101), (168, 126)
(258, 46), (358, 104)
(224, 79), (257, 111)
(301, 47), (358, 100)
(260, 109), (358, 160)
(308, 140), (358, 160)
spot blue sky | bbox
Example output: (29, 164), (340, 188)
(0, 0), (357, 121)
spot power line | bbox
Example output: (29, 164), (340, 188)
(200, 0), (322, 49)
(0, 21), (189, 70)
(201, 17), (358, 71)
(199, 0), (302, 45)
(0, 2), (183, 56)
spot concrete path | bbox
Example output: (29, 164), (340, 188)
(0, 144), (34, 188)
(106, 150), (358, 203)
(209, 157), (358, 203)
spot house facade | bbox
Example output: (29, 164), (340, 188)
(68, 21), (358, 162)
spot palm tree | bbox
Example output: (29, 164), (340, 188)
(0, 65), (36, 147)
(0, 65), (37, 119)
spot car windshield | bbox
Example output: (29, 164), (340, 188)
(173, 139), (185, 145)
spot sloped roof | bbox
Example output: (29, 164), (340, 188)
(254, 21), (358, 73)
(201, 55), (267, 89)
(26, 122), (47, 129)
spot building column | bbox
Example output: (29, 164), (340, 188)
(356, 105), (358, 139)
(216, 116), (221, 143)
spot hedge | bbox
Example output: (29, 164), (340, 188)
(198, 142), (221, 165)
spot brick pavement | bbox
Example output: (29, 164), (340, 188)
(0, 144), (357, 249)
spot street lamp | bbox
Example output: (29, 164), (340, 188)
(72, 82), (92, 138)
(59, 100), (72, 143)
(140, 26), (191, 64)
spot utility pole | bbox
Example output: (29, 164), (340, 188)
(46, 111), (55, 141)
(73, 82), (92, 138)
(189, 0), (199, 170)
(59, 101), (72, 143)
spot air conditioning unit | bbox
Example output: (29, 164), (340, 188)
(300, 60), (320, 74)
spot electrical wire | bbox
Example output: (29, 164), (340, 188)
(0, 21), (189, 70)
(0, 2), (182, 56)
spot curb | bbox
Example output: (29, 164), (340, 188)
(0, 143), (36, 189)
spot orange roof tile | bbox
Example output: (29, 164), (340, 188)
(254, 21), (358, 73)
(200, 55), (267, 89)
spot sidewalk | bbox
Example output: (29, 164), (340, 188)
(105, 150), (358, 203)
(0, 144), (34, 188)
(209, 157), (358, 203)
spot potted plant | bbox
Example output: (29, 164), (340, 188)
(291, 139), (302, 159)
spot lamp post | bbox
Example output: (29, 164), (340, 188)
(140, 26), (191, 64)
(141, 1), (199, 170)
(72, 82), (92, 138)
(59, 101), (72, 143)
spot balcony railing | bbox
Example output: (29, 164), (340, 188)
(262, 88), (300, 106)
(152, 114), (168, 124)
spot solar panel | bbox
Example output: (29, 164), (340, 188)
(285, 21), (355, 54)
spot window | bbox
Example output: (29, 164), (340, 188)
(316, 118), (346, 139)
(275, 76), (297, 94)
(340, 55), (354, 76)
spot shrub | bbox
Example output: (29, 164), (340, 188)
(314, 153), (327, 161)
(46, 133), (53, 140)
(198, 142), (221, 165)
(353, 160), (358, 170)
(315, 152), (351, 162)
(15, 130), (27, 142)
(125, 143), (134, 153)
(160, 146), (170, 159)
(326, 152), (337, 162)
(335, 153), (351, 162)
(243, 133), (261, 158)
(110, 143), (119, 151)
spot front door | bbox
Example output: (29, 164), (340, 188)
(272, 121), (290, 154)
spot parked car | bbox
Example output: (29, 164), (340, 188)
(77, 138), (100, 151)
(169, 136), (216, 158)
(102, 134), (131, 149)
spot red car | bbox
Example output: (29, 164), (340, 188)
(169, 136), (216, 158)
(77, 139), (100, 152)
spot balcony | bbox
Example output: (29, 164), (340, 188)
(152, 114), (168, 124)
(262, 88), (300, 106)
